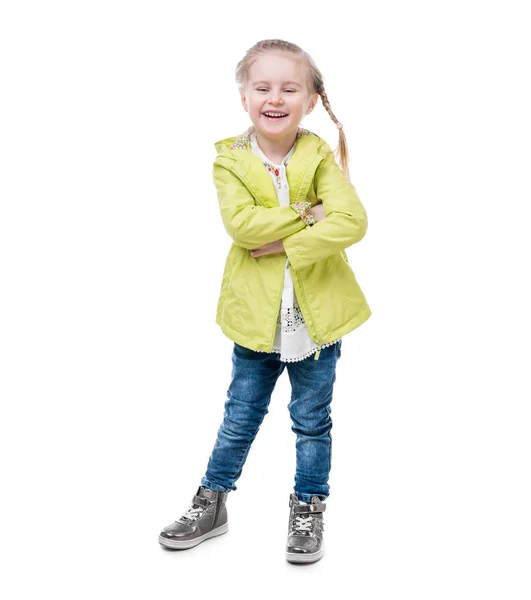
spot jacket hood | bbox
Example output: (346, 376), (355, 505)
(214, 134), (241, 154)
(213, 126), (336, 210)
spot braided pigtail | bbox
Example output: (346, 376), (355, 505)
(317, 85), (351, 183)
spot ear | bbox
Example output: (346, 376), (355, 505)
(240, 89), (248, 112)
(306, 92), (319, 115)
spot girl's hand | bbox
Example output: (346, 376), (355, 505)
(311, 203), (326, 222)
(250, 240), (285, 258)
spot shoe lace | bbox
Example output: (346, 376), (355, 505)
(178, 504), (205, 523)
(292, 515), (315, 534)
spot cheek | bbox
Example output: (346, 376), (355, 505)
(287, 100), (303, 111)
(249, 100), (262, 113)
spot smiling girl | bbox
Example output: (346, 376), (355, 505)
(159, 39), (371, 564)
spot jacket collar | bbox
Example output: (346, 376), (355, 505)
(213, 126), (325, 207)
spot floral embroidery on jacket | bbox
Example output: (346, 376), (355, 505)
(291, 200), (316, 225)
(228, 126), (315, 151)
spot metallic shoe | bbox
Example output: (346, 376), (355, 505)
(158, 485), (229, 549)
(286, 493), (326, 563)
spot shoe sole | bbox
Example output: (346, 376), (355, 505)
(286, 546), (324, 563)
(158, 522), (228, 550)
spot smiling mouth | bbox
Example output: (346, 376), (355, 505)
(262, 112), (288, 119)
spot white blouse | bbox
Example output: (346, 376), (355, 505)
(249, 131), (341, 362)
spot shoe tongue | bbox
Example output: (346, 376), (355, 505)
(198, 486), (218, 500)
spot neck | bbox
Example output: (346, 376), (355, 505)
(251, 126), (298, 163)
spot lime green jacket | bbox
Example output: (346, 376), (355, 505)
(213, 126), (371, 360)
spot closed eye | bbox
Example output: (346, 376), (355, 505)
(257, 88), (296, 93)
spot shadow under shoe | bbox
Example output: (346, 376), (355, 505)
(286, 493), (326, 563)
(159, 485), (229, 549)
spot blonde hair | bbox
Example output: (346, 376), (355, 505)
(235, 39), (351, 183)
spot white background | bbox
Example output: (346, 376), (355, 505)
(1, 1), (530, 598)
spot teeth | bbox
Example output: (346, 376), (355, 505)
(264, 112), (287, 117)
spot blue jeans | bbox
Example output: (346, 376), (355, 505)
(200, 340), (342, 503)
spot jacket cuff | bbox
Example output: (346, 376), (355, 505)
(290, 201), (316, 226)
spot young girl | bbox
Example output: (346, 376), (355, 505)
(159, 39), (371, 564)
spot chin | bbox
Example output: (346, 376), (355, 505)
(257, 118), (296, 134)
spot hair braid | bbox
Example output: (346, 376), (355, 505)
(318, 87), (351, 183)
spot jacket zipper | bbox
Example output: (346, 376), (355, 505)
(289, 266), (323, 361)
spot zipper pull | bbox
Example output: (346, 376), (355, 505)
(314, 344), (322, 360)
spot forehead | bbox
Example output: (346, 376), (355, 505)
(248, 52), (307, 85)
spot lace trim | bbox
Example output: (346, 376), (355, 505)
(254, 339), (341, 363)
(277, 302), (305, 331)
(257, 296), (341, 362)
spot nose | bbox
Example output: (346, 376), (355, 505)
(268, 90), (284, 105)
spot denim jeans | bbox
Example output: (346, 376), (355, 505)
(200, 339), (342, 503)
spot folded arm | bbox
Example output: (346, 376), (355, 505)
(213, 162), (309, 249)
(282, 143), (368, 270)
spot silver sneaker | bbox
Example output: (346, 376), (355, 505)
(286, 493), (326, 563)
(158, 485), (229, 549)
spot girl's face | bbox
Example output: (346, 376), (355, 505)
(240, 52), (319, 142)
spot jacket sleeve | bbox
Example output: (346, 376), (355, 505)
(213, 161), (307, 249)
(282, 143), (368, 270)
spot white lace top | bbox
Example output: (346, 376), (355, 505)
(249, 130), (341, 362)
